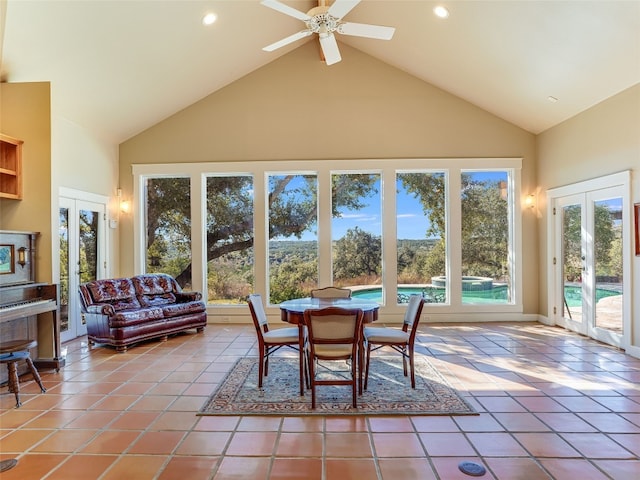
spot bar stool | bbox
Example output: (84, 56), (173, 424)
(0, 339), (46, 408)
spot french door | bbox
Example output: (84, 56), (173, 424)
(59, 196), (107, 343)
(550, 174), (630, 349)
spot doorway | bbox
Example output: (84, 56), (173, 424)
(548, 172), (631, 349)
(59, 194), (107, 343)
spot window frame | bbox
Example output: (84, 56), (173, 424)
(132, 157), (523, 322)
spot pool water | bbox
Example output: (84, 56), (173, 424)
(352, 285), (621, 306)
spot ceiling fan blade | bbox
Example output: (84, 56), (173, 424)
(260, 0), (310, 21)
(327, 0), (361, 20)
(338, 22), (395, 40)
(263, 30), (313, 51)
(319, 33), (341, 65)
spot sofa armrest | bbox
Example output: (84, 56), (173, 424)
(175, 291), (202, 302)
(83, 303), (116, 316)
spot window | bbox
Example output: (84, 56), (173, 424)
(460, 171), (511, 304)
(133, 158), (522, 315)
(144, 177), (192, 289)
(267, 173), (318, 304)
(396, 171), (447, 304)
(206, 175), (254, 304)
(332, 173), (382, 293)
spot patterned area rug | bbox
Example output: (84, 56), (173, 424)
(198, 355), (477, 416)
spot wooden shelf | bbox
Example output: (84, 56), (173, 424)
(0, 134), (23, 200)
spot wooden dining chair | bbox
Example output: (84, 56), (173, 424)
(310, 286), (352, 298)
(303, 306), (363, 409)
(248, 294), (305, 395)
(363, 294), (425, 389)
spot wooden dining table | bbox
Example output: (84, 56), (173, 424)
(279, 297), (380, 324)
(279, 297), (380, 395)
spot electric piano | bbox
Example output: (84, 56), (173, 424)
(0, 231), (65, 384)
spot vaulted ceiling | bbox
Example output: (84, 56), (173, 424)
(1, 1), (639, 144)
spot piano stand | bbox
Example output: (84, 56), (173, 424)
(0, 340), (47, 408)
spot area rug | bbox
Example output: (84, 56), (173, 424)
(198, 355), (477, 416)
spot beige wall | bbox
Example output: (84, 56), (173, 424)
(120, 43), (539, 313)
(537, 84), (640, 348)
(52, 116), (120, 277)
(0, 81), (53, 282)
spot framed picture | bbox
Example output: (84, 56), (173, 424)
(635, 203), (640, 256)
(0, 244), (15, 274)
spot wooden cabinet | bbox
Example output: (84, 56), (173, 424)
(0, 134), (23, 199)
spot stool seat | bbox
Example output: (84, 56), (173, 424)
(0, 340), (46, 408)
(0, 339), (38, 354)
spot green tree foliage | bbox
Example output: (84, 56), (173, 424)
(593, 203), (617, 277)
(333, 227), (382, 281)
(269, 256), (318, 304)
(460, 175), (509, 279)
(398, 172), (509, 282)
(563, 203), (618, 282)
(78, 210), (98, 284)
(146, 177), (192, 285)
(147, 174), (379, 289)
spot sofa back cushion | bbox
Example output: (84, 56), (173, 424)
(133, 274), (178, 307)
(82, 278), (141, 311)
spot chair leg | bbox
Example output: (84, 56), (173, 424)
(7, 361), (21, 408)
(351, 355), (358, 408)
(298, 348), (305, 396)
(358, 338), (364, 395)
(409, 347), (416, 389)
(308, 352), (316, 409)
(258, 346), (265, 388)
(25, 357), (46, 393)
(299, 325), (306, 396)
(364, 342), (372, 391)
(402, 346), (408, 377)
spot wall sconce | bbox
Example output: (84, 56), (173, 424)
(17, 247), (27, 268)
(524, 194), (536, 210)
(120, 200), (131, 214)
(117, 188), (130, 214)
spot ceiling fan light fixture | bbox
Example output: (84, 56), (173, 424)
(261, 0), (395, 65)
(433, 6), (450, 19)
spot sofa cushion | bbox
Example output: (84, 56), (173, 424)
(85, 278), (141, 311)
(162, 301), (206, 318)
(109, 307), (165, 328)
(133, 274), (178, 307)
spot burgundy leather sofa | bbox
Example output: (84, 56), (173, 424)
(79, 273), (207, 352)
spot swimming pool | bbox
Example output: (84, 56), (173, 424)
(351, 285), (621, 305)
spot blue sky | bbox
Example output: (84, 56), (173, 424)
(273, 171), (509, 241)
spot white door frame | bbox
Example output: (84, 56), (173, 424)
(58, 188), (108, 343)
(547, 171), (631, 350)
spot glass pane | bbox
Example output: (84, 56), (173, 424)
(593, 198), (623, 333)
(332, 173), (381, 297)
(206, 175), (254, 304)
(396, 172), (447, 304)
(562, 203), (583, 322)
(267, 174), (318, 304)
(144, 177), (192, 289)
(461, 171), (511, 304)
(78, 209), (99, 285)
(59, 208), (70, 334)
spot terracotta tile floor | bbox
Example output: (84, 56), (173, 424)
(1, 322), (639, 479)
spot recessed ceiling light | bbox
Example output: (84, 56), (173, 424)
(547, 96), (558, 103)
(434, 6), (449, 19)
(202, 12), (217, 26)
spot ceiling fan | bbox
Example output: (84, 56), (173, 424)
(261, 0), (396, 66)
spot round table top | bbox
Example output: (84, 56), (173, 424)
(279, 297), (380, 313)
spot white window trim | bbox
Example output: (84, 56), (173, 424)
(133, 157), (524, 323)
